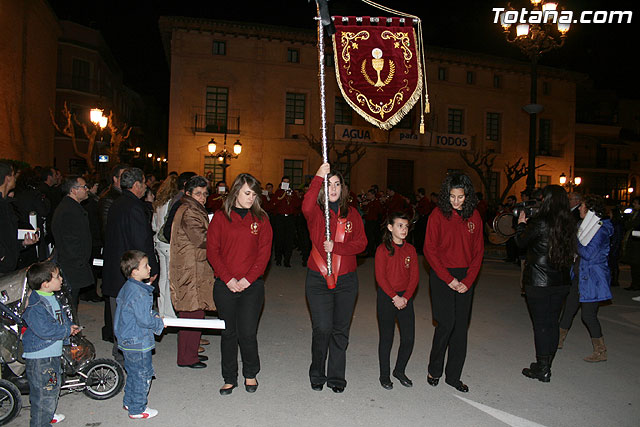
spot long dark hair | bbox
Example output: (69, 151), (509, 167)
(316, 170), (349, 219)
(437, 173), (478, 220)
(536, 185), (576, 268)
(382, 212), (410, 256)
(223, 173), (267, 221)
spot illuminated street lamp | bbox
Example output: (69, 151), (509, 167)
(559, 167), (581, 191)
(147, 153), (153, 158)
(207, 134), (242, 181)
(498, 0), (570, 192)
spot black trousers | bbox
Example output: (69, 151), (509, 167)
(559, 280), (602, 338)
(365, 220), (381, 256)
(428, 268), (474, 384)
(526, 287), (568, 356)
(295, 215), (311, 263)
(273, 215), (296, 264)
(305, 270), (358, 388)
(377, 288), (415, 378)
(631, 263), (640, 289)
(213, 278), (264, 385)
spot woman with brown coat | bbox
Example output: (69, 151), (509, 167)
(170, 176), (215, 369)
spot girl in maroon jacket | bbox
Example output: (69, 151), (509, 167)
(375, 212), (419, 390)
(424, 173), (483, 393)
(207, 173), (273, 396)
(303, 163), (367, 393)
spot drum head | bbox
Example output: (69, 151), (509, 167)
(493, 213), (516, 238)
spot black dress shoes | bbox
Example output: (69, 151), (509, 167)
(379, 377), (393, 390)
(427, 375), (439, 387)
(393, 372), (413, 388)
(198, 355), (208, 362)
(245, 379), (259, 393)
(219, 384), (237, 395)
(178, 361), (207, 369)
(446, 380), (469, 393)
(329, 385), (344, 393)
(311, 383), (323, 391)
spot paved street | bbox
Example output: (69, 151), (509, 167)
(9, 255), (640, 426)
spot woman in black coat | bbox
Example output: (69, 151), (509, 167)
(515, 185), (576, 382)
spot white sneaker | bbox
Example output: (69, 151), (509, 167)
(632, 295), (640, 302)
(129, 407), (158, 419)
(51, 413), (66, 423)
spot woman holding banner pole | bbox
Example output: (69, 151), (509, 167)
(303, 163), (367, 393)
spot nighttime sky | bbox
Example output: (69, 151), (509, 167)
(49, 0), (639, 107)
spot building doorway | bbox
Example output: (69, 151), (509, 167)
(387, 159), (414, 198)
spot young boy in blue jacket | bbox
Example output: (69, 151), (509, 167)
(114, 250), (165, 419)
(22, 261), (80, 426)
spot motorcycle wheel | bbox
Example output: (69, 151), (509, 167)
(0, 379), (22, 426)
(81, 358), (125, 400)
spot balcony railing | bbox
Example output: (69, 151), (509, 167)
(537, 144), (564, 158)
(575, 158), (631, 170)
(193, 113), (240, 134)
(57, 73), (111, 96)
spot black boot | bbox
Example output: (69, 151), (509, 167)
(522, 355), (552, 382)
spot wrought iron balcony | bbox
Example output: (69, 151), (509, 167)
(193, 113), (240, 134)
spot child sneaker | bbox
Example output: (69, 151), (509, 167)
(51, 413), (66, 423)
(129, 407), (158, 419)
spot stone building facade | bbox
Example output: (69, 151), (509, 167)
(160, 17), (580, 200)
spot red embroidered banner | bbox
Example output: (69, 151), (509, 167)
(332, 17), (423, 130)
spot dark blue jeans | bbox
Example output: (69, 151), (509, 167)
(122, 350), (154, 415)
(26, 356), (61, 427)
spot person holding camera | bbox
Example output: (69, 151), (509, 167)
(515, 185), (576, 382)
(558, 195), (612, 362)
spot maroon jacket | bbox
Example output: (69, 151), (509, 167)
(206, 210), (273, 284)
(375, 242), (419, 300)
(302, 176), (367, 276)
(424, 207), (484, 288)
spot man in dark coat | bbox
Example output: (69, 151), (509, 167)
(97, 163), (127, 342)
(98, 164), (128, 240)
(1, 161), (39, 276)
(51, 176), (93, 319)
(102, 167), (158, 362)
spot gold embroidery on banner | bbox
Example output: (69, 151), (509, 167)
(347, 79), (410, 120)
(361, 48), (395, 91)
(333, 27), (423, 130)
(381, 31), (413, 74)
(340, 31), (370, 75)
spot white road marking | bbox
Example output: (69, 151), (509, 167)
(454, 395), (549, 427)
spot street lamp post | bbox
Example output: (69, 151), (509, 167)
(498, 1), (570, 192)
(559, 166), (581, 191)
(206, 135), (242, 182)
(90, 108), (108, 175)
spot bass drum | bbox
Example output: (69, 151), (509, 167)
(489, 213), (516, 245)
